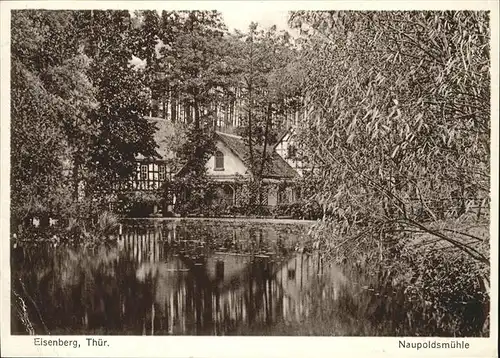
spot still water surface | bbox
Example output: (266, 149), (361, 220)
(12, 219), (351, 335)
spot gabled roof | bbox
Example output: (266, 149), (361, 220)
(139, 119), (299, 179)
(216, 132), (299, 179)
(272, 126), (295, 151)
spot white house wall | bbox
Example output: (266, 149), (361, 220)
(206, 142), (249, 179)
(274, 133), (290, 163)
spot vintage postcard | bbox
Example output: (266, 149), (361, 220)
(0, 1), (498, 357)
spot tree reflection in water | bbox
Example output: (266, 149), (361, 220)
(12, 220), (349, 335)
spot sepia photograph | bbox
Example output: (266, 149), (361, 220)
(0, 1), (498, 357)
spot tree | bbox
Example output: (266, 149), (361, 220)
(75, 10), (158, 196)
(289, 11), (490, 263)
(150, 10), (230, 128)
(228, 23), (302, 206)
(11, 10), (97, 224)
(11, 10), (160, 227)
(132, 11), (238, 207)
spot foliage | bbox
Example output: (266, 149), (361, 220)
(11, 10), (97, 223)
(177, 126), (217, 176)
(158, 11), (230, 127)
(133, 10), (231, 127)
(11, 10), (159, 228)
(170, 191), (322, 220)
(169, 179), (218, 217)
(395, 244), (489, 335)
(289, 10), (490, 262)
(273, 201), (323, 220)
(131, 11), (234, 209)
(115, 191), (162, 217)
(285, 10), (490, 336)
(76, 10), (158, 195)
(169, 126), (217, 212)
(227, 24), (302, 204)
(96, 211), (120, 237)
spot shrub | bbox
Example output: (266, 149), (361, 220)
(244, 204), (272, 217)
(116, 191), (162, 218)
(96, 211), (120, 237)
(393, 244), (489, 336)
(273, 201), (323, 220)
(309, 220), (490, 336)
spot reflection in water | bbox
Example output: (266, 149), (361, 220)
(12, 221), (348, 335)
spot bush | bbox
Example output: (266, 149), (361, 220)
(392, 244), (489, 336)
(273, 201), (323, 220)
(116, 191), (162, 218)
(309, 220), (490, 336)
(96, 211), (120, 237)
(244, 204), (273, 217)
(174, 200), (324, 219)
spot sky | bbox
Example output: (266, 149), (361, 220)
(220, 9), (292, 33)
(129, 7), (297, 67)
(127, 5), (295, 34)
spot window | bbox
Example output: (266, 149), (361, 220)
(214, 150), (224, 170)
(159, 165), (166, 181)
(133, 161), (168, 191)
(140, 164), (148, 180)
(287, 145), (297, 159)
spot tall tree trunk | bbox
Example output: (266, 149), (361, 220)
(194, 99), (200, 129)
(258, 103), (272, 179)
(248, 101), (254, 173)
(72, 154), (80, 201)
(171, 93), (177, 122)
(247, 89), (259, 207)
(256, 104), (273, 207)
(248, 30), (255, 178)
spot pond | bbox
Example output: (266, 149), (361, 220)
(11, 219), (367, 336)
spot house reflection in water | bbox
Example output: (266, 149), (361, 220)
(118, 222), (347, 335)
(12, 221), (345, 335)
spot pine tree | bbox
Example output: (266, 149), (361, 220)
(228, 23), (302, 205)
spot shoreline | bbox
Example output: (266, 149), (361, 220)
(122, 217), (317, 225)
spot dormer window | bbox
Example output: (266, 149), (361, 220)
(214, 150), (224, 171)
